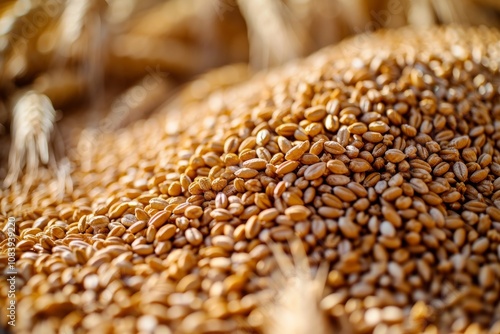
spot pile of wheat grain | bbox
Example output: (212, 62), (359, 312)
(1, 26), (500, 334)
(3, 0), (500, 194)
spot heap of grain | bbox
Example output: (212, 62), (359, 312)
(2, 26), (500, 334)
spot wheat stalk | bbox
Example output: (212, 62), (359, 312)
(260, 239), (333, 334)
(237, 0), (308, 69)
(408, 0), (437, 27)
(433, 0), (492, 25)
(56, 0), (107, 128)
(58, 0), (93, 58)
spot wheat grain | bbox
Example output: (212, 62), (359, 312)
(2, 26), (500, 334)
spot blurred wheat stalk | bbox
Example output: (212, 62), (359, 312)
(0, 0), (499, 197)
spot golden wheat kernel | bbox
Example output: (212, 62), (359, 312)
(109, 202), (129, 219)
(303, 122), (322, 136)
(432, 161), (450, 176)
(166, 182), (181, 197)
(441, 191), (461, 204)
(180, 173), (192, 189)
(208, 178), (225, 192)
(324, 141), (346, 154)
(267, 225), (292, 241)
(271, 181), (286, 199)
(324, 115), (339, 133)
(242, 158), (267, 170)
(333, 186), (357, 202)
(449, 135), (470, 149)
(347, 122), (368, 135)
(275, 123), (298, 137)
(385, 149), (406, 163)
(491, 164), (500, 179)
(337, 217), (359, 239)
(452, 161), (468, 182)
(409, 178), (430, 194)
(361, 131), (383, 143)
(379, 221), (396, 237)
(304, 162), (326, 180)
(150, 197), (169, 210)
(211, 235), (234, 251)
(470, 168), (489, 183)
(211, 208), (233, 222)
(349, 158), (372, 173)
(154, 224), (175, 241)
(282, 191), (304, 206)
(223, 153), (240, 166)
(381, 306), (404, 323)
(478, 153), (492, 168)
(381, 187), (403, 201)
(40, 235), (56, 250)
(325, 175), (350, 186)
(345, 145), (359, 159)
(317, 207), (343, 219)
(278, 136), (294, 154)
(237, 136), (256, 153)
(87, 215), (108, 229)
(239, 148), (257, 162)
(478, 265), (495, 288)
(256, 129), (271, 146)
(401, 124), (418, 137)
(184, 206), (203, 219)
(184, 228), (202, 246)
(275, 160), (299, 175)
(285, 141), (309, 161)
(307, 139), (322, 154)
(472, 237), (489, 254)
(233, 168), (258, 179)
(268, 153), (282, 167)
(327, 159), (349, 174)
(194, 177), (210, 191)
(369, 121), (390, 133)
(339, 114), (356, 126)
(148, 210), (171, 229)
(304, 105), (327, 122)
(486, 206), (500, 222)
(284, 205), (310, 221)
(93, 204), (108, 216)
(298, 153), (318, 165)
(133, 244), (154, 256)
(243, 216), (260, 240)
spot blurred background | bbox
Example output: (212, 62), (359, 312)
(1, 0), (500, 186)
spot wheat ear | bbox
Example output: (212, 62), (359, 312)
(4, 90), (56, 190)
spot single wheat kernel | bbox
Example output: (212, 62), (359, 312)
(304, 162), (326, 180)
(148, 210), (171, 228)
(284, 205), (310, 221)
(324, 141), (346, 155)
